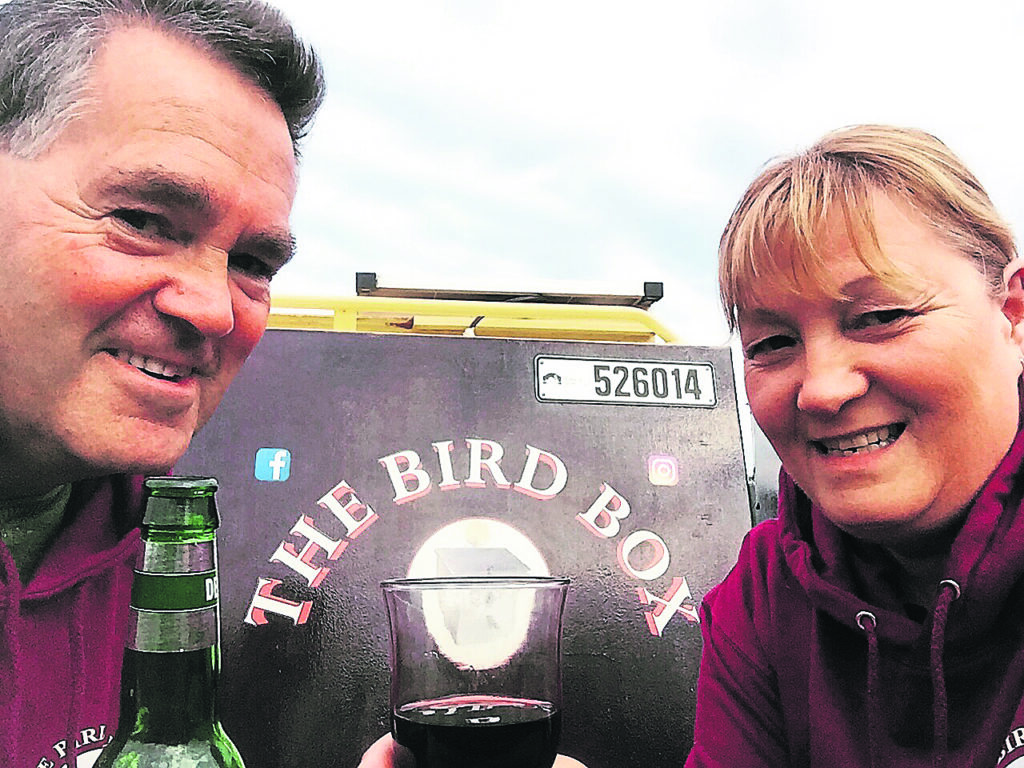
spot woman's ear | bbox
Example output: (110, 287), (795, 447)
(1002, 259), (1024, 348)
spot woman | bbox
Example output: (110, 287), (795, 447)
(686, 124), (1024, 767)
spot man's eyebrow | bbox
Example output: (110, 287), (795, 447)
(102, 169), (213, 215)
(101, 169), (296, 265)
(242, 231), (297, 268)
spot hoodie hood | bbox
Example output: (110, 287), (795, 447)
(22, 474), (144, 600)
(774, 420), (1024, 767)
(686, 408), (1024, 767)
(779, 416), (1024, 649)
(1, 474), (144, 766)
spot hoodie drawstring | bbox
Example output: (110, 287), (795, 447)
(857, 579), (961, 768)
(856, 610), (880, 768)
(929, 579), (960, 768)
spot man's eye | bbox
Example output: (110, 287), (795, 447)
(745, 335), (795, 359)
(852, 308), (911, 329)
(111, 209), (172, 239)
(229, 252), (275, 280)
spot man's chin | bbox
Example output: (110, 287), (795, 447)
(76, 430), (195, 478)
(83, 453), (180, 480)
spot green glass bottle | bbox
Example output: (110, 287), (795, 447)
(96, 476), (245, 768)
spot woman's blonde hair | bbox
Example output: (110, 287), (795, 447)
(719, 125), (1016, 330)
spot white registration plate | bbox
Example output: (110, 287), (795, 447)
(535, 356), (717, 407)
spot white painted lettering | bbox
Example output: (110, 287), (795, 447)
(294, 515), (349, 560)
(379, 450), (432, 504)
(243, 438), (700, 643)
(318, 481), (378, 538)
(245, 577), (313, 626)
(617, 529), (670, 580)
(433, 441), (461, 490)
(269, 514), (347, 587)
(270, 540), (329, 587)
(465, 439), (512, 488)
(577, 483), (630, 538)
(514, 445), (568, 501)
(637, 577), (698, 635)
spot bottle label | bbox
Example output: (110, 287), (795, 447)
(131, 570), (219, 612)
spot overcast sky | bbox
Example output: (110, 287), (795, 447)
(269, 0), (1024, 346)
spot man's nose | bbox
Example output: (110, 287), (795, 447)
(795, 340), (869, 415)
(152, 247), (235, 338)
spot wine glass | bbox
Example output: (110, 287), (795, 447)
(382, 576), (569, 768)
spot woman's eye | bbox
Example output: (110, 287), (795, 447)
(852, 308), (911, 329)
(111, 209), (172, 239)
(745, 335), (795, 359)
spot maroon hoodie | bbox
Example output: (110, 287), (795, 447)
(687, 421), (1024, 767)
(0, 474), (144, 767)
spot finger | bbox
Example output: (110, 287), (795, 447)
(357, 733), (416, 768)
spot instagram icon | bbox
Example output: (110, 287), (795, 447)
(647, 454), (679, 487)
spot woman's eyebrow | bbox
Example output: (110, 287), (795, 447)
(838, 276), (882, 296)
(737, 307), (788, 326)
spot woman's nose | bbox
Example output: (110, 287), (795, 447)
(795, 341), (869, 415)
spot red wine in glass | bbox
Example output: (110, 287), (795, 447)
(392, 694), (560, 768)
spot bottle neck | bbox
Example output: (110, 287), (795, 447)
(119, 646), (221, 740)
(118, 531), (223, 740)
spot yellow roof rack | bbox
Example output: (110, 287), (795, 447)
(269, 274), (680, 344)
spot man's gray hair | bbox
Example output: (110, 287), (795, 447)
(0, 0), (324, 157)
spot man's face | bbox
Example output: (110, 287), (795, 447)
(0, 26), (297, 494)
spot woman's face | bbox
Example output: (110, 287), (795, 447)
(739, 192), (1024, 546)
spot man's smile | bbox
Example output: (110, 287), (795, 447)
(107, 348), (198, 383)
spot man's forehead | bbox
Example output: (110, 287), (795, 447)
(74, 25), (296, 183)
(87, 25), (292, 144)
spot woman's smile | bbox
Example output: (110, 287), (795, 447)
(811, 423), (905, 457)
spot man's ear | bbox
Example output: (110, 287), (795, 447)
(1002, 258), (1024, 348)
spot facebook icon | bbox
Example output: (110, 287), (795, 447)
(255, 448), (292, 482)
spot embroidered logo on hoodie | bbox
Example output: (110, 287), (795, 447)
(33, 723), (110, 767)
(996, 725), (1024, 767)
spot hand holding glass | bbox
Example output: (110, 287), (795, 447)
(382, 576), (569, 768)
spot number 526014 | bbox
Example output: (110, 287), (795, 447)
(535, 356), (717, 407)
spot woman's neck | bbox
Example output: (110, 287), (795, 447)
(883, 519), (964, 608)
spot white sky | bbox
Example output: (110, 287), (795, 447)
(270, 0), (1024, 347)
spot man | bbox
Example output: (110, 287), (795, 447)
(0, 0), (323, 763)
